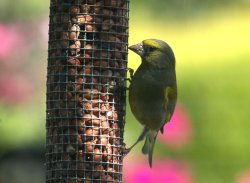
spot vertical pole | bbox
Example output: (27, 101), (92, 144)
(46, 0), (129, 182)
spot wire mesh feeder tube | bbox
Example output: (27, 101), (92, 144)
(46, 0), (129, 182)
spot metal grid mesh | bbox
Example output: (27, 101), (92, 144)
(46, 0), (129, 182)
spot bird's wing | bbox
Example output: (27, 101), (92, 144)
(160, 86), (175, 134)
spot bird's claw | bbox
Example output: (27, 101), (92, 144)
(128, 68), (134, 80)
(124, 68), (134, 89)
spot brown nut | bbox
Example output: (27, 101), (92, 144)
(110, 61), (119, 68)
(86, 0), (95, 4)
(77, 151), (85, 174)
(62, 154), (71, 161)
(68, 57), (80, 65)
(71, 15), (81, 24)
(76, 76), (85, 85)
(59, 109), (74, 117)
(103, 143), (113, 161)
(79, 63), (92, 75)
(93, 165), (105, 178)
(70, 24), (80, 40)
(100, 103), (110, 113)
(65, 129), (77, 142)
(92, 99), (103, 107)
(70, 6), (80, 14)
(61, 31), (69, 40)
(93, 60), (108, 67)
(94, 1), (103, 14)
(86, 77), (98, 84)
(107, 111), (118, 120)
(117, 5), (127, 16)
(100, 93), (109, 101)
(97, 134), (108, 146)
(75, 89), (84, 102)
(93, 148), (101, 161)
(112, 122), (119, 129)
(80, 4), (90, 14)
(81, 53), (91, 62)
(113, 71), (121, 78)
(75, 40), (81, 47)
(112, 158), (120, 172)
(68, 67), (77, 75)
(83, 114), (100, 126)
(104, 0), (124, 7)
(101, 69), (113, 84)
(119, 17), (128, 27)
(67, 100), (77, 108)
(80, 89), (100, 100)
(82, 100), (92, 111)
(82, 99), (102, 109)
(69, 43), (81, 55)
(78, 119), (85, 133)
(94, 16), (102, 25)
(86, 24), (96, 32)
(101, 120), (109, 133)
(89, 106), (99, 117)
(85, 15), (93, 22)
(107, 167), (116, 174)
(85, 128), (100, 140)
(67, 178), (82, 183)
(113, 48), (123, 59)
(77, 108), (84, 117)
(99, 32), (116, 42)
(84, 44), (96, 54)
(61, 14), (70, 24)
(102, 19), (115, 31)
(83, 113), (98, 121)
(102, 69), (113, 77)
(102, 9), (114, 16)
(66, 144), (76, 153)
(77, 134), (83, 146)
(96, 50), (111, 58)
(85, 177), (92, 183)
(86, 140), (95, 153)
(109, 130), (116, 141)
(105, 175), (113, 182)
(112, 147), (118, 155)
(75, 15), (86, 24)
(63, 91), (73, 99)
(75, 84), (83, 93)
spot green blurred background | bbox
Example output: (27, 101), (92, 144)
(0, 0), (250, 182)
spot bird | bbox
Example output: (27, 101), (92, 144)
(126, 39), (177, 167)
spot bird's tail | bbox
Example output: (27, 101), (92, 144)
(142, 130), (158, 168)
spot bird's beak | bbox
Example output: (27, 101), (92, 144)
(128, 42), (144, 57)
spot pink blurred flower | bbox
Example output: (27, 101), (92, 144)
(0, 73), (34, 104)
(159, 104), (193, 149)
(235, 170), (250, 183)
(0, 24), (24, 60)
(124, 157), (194, 183)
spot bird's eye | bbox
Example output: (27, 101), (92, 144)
(146, 46), (156, 53)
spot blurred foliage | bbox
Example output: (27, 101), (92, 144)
(0, 0), (250, 182)
(127, 1), (250, 182)
(0, 0), (49, 21)
(132, 0), (250, 21)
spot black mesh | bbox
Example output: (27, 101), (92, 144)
(46, 0), (129, 182)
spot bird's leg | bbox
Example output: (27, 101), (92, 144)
(124, 68), (134, 90)
(122, 127), (148, 157)
(128, 68), (134, 80)
(125, 68), (134, 84)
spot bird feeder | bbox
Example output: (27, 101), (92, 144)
(46, 0), (129, 182)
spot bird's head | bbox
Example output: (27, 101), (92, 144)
(128, 39), (175, 68)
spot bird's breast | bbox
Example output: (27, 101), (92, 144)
(129, 72), (165, 129)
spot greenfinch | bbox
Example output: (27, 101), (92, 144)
(127, 39), (177, 167)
